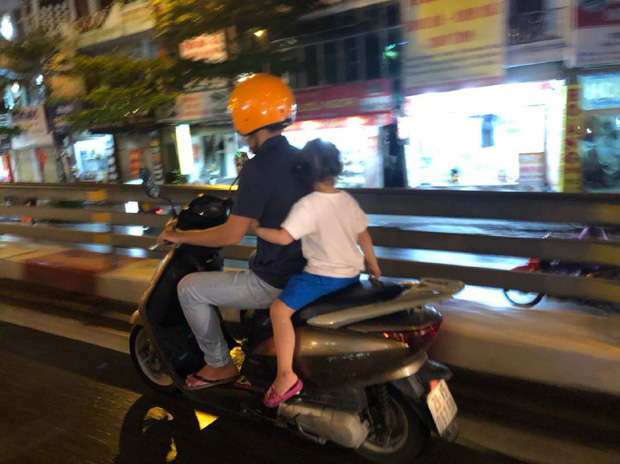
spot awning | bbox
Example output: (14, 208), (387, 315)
(302, 0), (389, 20)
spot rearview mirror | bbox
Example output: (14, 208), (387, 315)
(140, 168), (161, 199)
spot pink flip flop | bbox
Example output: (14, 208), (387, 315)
(263, 379), (304, 408)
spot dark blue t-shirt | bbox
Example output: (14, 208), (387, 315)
(232, 135), (310, 289)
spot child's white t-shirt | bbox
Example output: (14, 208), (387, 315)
(281, 191), (369, 278)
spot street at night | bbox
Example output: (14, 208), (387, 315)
(1, 0), (619, 463)
(1, 287), (618, 464)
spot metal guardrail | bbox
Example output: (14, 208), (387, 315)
(0, 183), (619, 303)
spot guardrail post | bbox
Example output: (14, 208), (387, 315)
(87, 189), (113, 255)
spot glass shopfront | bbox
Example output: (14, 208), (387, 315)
(579, 73), (620, 191)
(400, 80), (566, 190)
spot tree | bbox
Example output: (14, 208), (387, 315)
(60, 55), (178, 132)
(0, 27), (60, 108)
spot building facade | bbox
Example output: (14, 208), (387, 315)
(1, 0), (618, 192)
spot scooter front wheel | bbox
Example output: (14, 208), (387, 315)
(130, 325), (177, 394)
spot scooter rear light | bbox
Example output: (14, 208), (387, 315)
(381, 316), (443, 351)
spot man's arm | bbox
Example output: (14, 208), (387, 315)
(255, 226), (295, 246)
(158, 214), (253, 247)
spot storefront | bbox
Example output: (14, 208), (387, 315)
(163, 90), (241, 185)
(578, 73), (620, 192)
(71, 134), (114, 182)
(10, 105), (57, 183)
(400, 80), (566, 190)
(0, 136), (13, 183)
(286, 79), (394, 188)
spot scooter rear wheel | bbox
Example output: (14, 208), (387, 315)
(130, 325), (177, 394)
(503, 289), (544, 308)
(355, 391), (428, 464)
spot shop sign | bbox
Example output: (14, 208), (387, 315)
(518, 152), (546, 187)
(179, 32), (227, 63)
(174, 90), (229, 123)
(571, 1), (620, 67)
(579, 73), (620, 110)
(49, 101), (84, 130)
(401, 0), (506, 94)
(560, 85), (583, 192)
(295, 79), (392, 121)
(10, 105), (54, 149)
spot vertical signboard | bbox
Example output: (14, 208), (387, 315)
(401, 0), (506, 94)
(560, 85), (583, 192)
(129, 148), (142, 180)
(518, 152), (546, 188)
(572, 1), (620, 67)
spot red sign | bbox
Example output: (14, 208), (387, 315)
(287, 114), (393, 131)
(129, 149), (142, 179)
(294, 79), (393, 121)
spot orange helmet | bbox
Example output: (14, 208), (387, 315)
(228, 74), (296, 136)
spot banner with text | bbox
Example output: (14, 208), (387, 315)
(294, 79), (392, 121)
(572, 0), (620, 67)
(401, 0), (506, 94)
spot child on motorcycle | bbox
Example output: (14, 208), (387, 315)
(253, 139), (381, 407)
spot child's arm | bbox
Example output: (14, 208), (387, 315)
(357, 229), (381, 280)
(255, 226), (295, 246)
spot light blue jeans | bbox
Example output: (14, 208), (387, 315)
(178, 270), (281, 367)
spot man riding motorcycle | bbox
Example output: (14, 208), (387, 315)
(157, 74), (311, 389)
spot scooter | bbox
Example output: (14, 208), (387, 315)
(129, 170), (462, 463)
(503, 226), (617, 308)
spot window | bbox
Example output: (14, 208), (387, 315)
(304, 46), (319, 87)
(386, 2), (400, 27)
(344, 37), (359, 82)
(365, 33), (381, 80)
(324, 42), (338, 85)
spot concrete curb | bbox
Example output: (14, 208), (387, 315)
(1, 241), (618, 396)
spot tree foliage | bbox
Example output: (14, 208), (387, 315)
(152, 0), (325, 45)
(60, 55), (178, 132)
(0, 27), (60, 79)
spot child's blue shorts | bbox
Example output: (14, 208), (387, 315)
(278, 271), (360, 311)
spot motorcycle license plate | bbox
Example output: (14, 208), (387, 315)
(426, 379), (458, 435)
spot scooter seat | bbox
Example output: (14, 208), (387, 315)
(291, 278), (407, 325)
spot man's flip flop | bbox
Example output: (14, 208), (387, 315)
(185, 373), (238, 390)
(263, 379), (303, 408)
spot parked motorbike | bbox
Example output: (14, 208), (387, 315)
(503, 226), (617, 308)
(129, 169), (462, 463)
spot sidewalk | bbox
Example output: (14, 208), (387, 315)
(0, 239), (618, 396)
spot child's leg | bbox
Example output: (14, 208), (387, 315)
(270, 298), (299, 394)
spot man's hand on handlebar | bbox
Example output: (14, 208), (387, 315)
(157, 219), (181, 245)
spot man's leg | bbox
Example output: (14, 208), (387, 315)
(178, 270), (280, 384)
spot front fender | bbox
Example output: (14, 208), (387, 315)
(129, 309), (142, 326)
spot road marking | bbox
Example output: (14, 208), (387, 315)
(0, 301), (129, 354)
